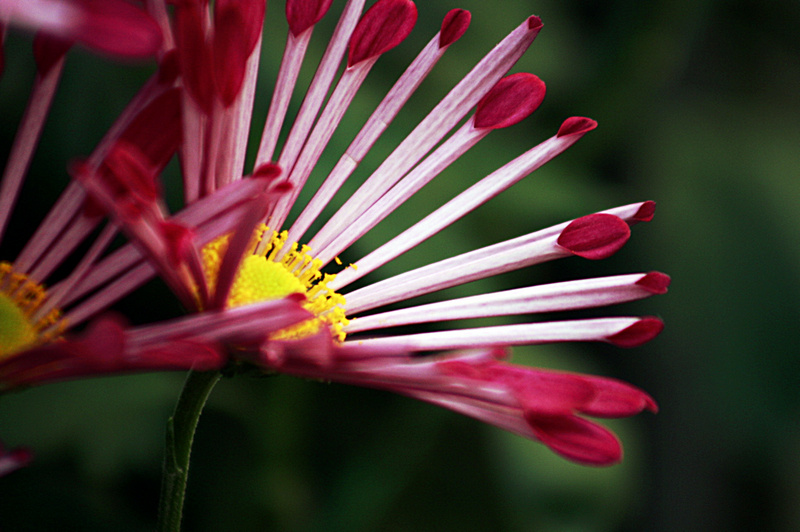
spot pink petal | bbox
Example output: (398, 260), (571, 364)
(632, 200), (656, 222)
(439, 9), (471, 48)
(580, 376), (659, 417)
(527, 414), (624, 466)
(635, 271), (671, 294)
(605, 317), (664, 348)
(117, 87), (182, 172)
(175, 2), (215, 112)
(286, 0), (334, 36)
(473, 72), (546, 129)
(2, 0), (163, 58)
(440, 360), (595, 416)
(252, 162), (284, 180)
(32, 32), (71, 76)
(101, 141), (160, 201)
(70, 0), (162, 58)
(556, 116), (598, 138)
(556, 213), (631, 260)
(347, 0), (418, 67)
(213, 0), (265, 106)
(158, 220), (196, 271)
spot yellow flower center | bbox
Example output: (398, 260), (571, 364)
(201, 226), (349, 342)
(0, 262), (65, 359)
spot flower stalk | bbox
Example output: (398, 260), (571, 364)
(157, 369), (222, 532)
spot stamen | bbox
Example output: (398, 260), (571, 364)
(201, 226), (349, 342)
(0, 262), (65, 357)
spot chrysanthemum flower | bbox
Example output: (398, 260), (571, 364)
(0, 6), (313, 390)
(5, 0), (669, 466)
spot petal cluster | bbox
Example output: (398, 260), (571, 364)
(0, 0), (669, 466)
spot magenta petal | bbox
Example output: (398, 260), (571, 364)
(556, 116), (598, 138)
(64, 0), (162, 58)
(32, 32), (71, 76)
(580, 376), (659, 417)
(502, 368), (595, 415)
(175, 2), (215, 112)
(212, 8), (251, 106)
(606, 317), (664, 348)
(635, 271), (671, 295)
(100, 141), (160, 205)
(347, 0), (418, 67)
(213, 0), (265, 106)
(252, 162), (284, 180)
(158, 221), (196, 270)
(117, 88), (182, 172)
(557, 213), (631, 260)
(441, 360), (594, 415)
(632, 200), (656, 222)
(286, 0), (334, 36)
(527, 414), (623, 466)
(528, 15), (543, 31)
(136, 340), (226, 372)
(0, 316), (125, 390)
(439, 9), (471, 48)
(473, 73), (546, 130)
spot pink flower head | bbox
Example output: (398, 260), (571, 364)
(0, 17), (301, 390)
(2, 1), (670, 465)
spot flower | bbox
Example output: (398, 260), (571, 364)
(0, 7), (313, 389)
(8, 0), (669, 465)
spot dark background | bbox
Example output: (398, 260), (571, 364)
(1, 0), (799, 530)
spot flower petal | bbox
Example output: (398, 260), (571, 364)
(348, 0), (418, 67)
(526, 413), (623, 466)
(557, 213), (631, 260)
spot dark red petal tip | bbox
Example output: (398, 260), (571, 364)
(632, 201), (656, 222)
(439, 9), (471, 48)
(527, 414), (623, 466)
(213, 0), (265, 106)
(33, 33), (71, 76)
(175, 3), (215, 112)
(118, 88), (182, 172)
(557, 116), (597, 138)
(157, 50), (180, 84)
(636, 272), (671, 294)
(557, 213), (631, 260)
(74, 0), (163, 58)
(286, 0), (334, 36)
(580, 376), (659, 417)
(348, 0), (418, 67)
(253, 162), (283, 180)
(606, 317), (664, 348)
(528, 15), (543, 31)
(159, 221), (196, 268)
(473, 73), (546, 130)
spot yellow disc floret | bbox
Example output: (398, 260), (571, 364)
(201, 226), (349, 342)
(0, 262), (65, 359)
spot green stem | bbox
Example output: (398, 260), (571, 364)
(157, 369), (221, 532)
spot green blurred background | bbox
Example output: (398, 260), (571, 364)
(1, 0), (799, 530)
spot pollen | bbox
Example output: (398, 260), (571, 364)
(201, 226), (349, 342)
(0, 262), (65, 359)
